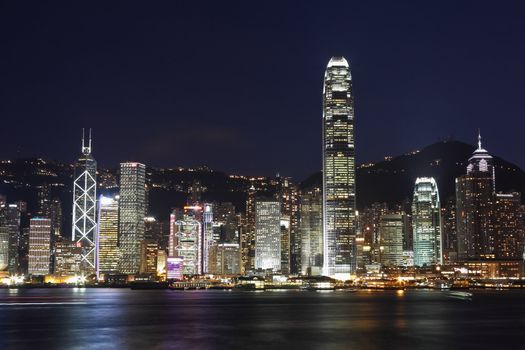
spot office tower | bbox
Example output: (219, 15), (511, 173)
(412, 177), (442, 266)
(441, 197), (457, 264)
(275, 176), (300, 274)
(359, 202), (389, 264)
(379, 214), (405, 267)
(209, 243), (241, 275)
(2, 204), (21, 273)
(202, 203), (214, 274)
(49, 198), (63, 238)
(139, 239), (158, 274)
(145, 216), (169, 250)
(53, 241), (82, 276)
(212, 202), (237, 243)
(241, 186), (256, 273)
(492, 192), (524, 259)
(322, 56), (356, 278)
(97, 195), (120, 275)
(28, 218), (51, 276)
(0, 206), (8, 271)
(456, 133), (495, 261)
(280, 215), (290, 275)
(118, 162), (146, 274)
(72, 129), (97, 274)
(300, 186), (323, 275)
(255, 198), (281, 272)
(173, 211), (202, 275)
(36, 185), (51, 216)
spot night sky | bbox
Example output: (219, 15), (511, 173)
(1, 1), (525, 181)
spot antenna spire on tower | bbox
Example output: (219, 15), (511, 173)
(88, 128), (92, 152)
(82, 128), (85, 151)
(477, 129), (482, 150)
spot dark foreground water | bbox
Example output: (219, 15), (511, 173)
(0, 288), (524, 350)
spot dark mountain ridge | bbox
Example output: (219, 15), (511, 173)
(301, 139), (525, 209)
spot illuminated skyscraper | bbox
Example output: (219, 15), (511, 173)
(97, 195), (120, 275)
(379, 214), (404, 267)
(255, 198), (281, 272)
(202, 203), (214, 274)
(118, 162), (146, 274)
(456, 133), (495, 261)
(72, 129), (97, 274)
(322, 56), (356, 278)
(173, 210), (202, 275)
(28, 218), (51, 276)
(412, 177), (442, 266)
(300, 186), (323, 275)
(491, 192), (524, 259)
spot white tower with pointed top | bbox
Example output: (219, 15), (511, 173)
(72, 128), (97, 274)
(322, 56), (356, 279)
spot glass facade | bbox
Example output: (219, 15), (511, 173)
(118, 162), (146, 274)
(28, 218), (51, 276)
(322, 56), (356, 278)
(97, 195), (120, 275)
(300, 186), (323, 275)
(412, 177), (442, 266)
(255, 199), (281, 272)
(379, 214), (404, 267)
(72, 130), (97, 274)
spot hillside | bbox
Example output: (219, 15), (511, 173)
(301, 140), (525, 208)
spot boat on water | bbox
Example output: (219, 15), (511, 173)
(447, 291), (473, 299)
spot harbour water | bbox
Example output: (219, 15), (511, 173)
(0, 288), (524, 349)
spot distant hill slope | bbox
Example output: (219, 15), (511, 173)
(301, 140), (525, 209)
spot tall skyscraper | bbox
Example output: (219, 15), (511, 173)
(118, 162), (146, 275)
(491, 192), (524, 259)
(412, 177), (442, 266)
(4, 204), (21, 274)
(322, 56), (356, 279)
(97, 195), (120, 276)
(254, 198), (281, 272)
(456, 133), (495, 261)
(379, 213), (405, 267)
(173, 210), (202, 275)
(202, 203), (214, 274)
(72, 129), (97, 274)
(28, 218), (51, 276)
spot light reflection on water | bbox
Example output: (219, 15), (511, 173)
(0, 289), (523, 349)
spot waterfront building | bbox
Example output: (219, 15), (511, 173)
(209, 243), (241, 275)
(280, 215), (291, 275)
(255, 198), (281, 272)
(299, 186), (323, 275)
(0, 203), (21, 272)
(322, 56), (356, 279)
(240, 186), (256, 274)
(4, 204), (21, 273)
(455, 133), (495, 261)
(379, 213), (404, 267)
(412, 177), (442, 266)
(139, 239), (158, 274)
(28, 218), (51, 276)
(72, 129), (97, 275)
(97, 195), (120, 275)
(172, 208), (202, 275)
(202, 203), (214, 274)
(53, 240), (82, 276)
(118, 162), (146, 274)
(441, 197), (457, 264)
(491, 192), (524, 259)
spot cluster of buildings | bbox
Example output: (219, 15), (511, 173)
(0, 56), (524, 286)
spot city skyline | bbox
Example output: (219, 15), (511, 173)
(2, 2), (525, 179)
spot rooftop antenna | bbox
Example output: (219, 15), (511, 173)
(88, 128), (92, 152)
(477, 128), (482, 150)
